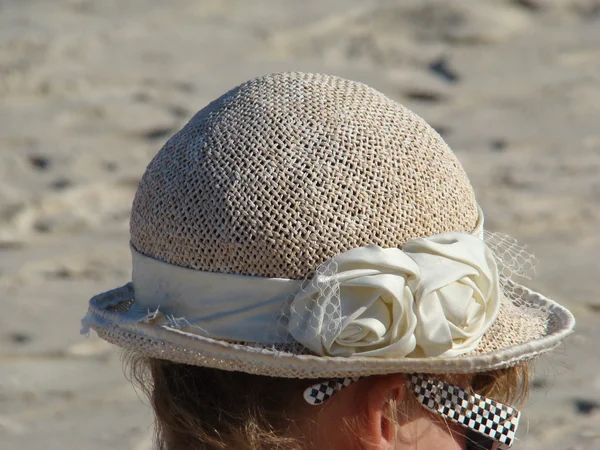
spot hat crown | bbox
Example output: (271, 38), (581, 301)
(130, 72), (478, 279)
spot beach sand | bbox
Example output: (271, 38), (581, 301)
(1, 1), (599, 449)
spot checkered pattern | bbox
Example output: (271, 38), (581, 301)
(303, 374), (520, 449)
(303, 377), (358, 405)
(407, 374), (521, 449)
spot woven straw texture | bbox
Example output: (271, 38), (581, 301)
(84, 72), (575, 378)
(131, 72), (478, 279)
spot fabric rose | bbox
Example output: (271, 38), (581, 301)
(287, 245), (420, 357)
(287, 233), (501, 358)
(403, 233), (501, 357)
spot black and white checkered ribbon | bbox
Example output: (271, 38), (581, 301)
(407, 374), (520, 449)
(303, 377), (359, 405)
(303, 374), (520, 449)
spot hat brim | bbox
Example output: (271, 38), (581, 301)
(83, 282), (575, 378)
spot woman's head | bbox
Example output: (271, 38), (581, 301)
(83, 72), (574, 450)
(128, 354), (530, 450)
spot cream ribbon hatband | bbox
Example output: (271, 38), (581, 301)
(125, 209), (499, 359)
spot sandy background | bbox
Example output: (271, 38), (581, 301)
(0, 1), (599, 449)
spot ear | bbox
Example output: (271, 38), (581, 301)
(362, 375), (407, 450)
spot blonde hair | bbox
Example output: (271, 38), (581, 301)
(126, 352), (531, 450)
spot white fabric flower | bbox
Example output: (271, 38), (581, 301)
(287, 246), (420, 357)
(403, 233), (501, 357)
(287, 233), (501, 358)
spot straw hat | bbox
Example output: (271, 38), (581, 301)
(81, 72), (574, 378)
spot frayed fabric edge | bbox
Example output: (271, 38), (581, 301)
(81, 283), (209, 338)
(80, 283), (163, 336)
